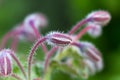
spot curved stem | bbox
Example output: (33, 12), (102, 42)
(10, 52), (27, 79)
(0, 31), (13, 50)
(44, 46), (58, 73)
(0, 29), (21, 50)
(10, 35), (19, 52)
(75, 26), (92, 40)
(10, 73), (23, 80)
(28, 37), (47, 80)
(69, 18), (91, 35)
(29, 21), (48, 54)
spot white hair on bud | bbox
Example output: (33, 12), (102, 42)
(0, 49), (12, 61)
(46, 31), (72, 47)
(86, 10), (111, 26)
(46, 31), (61, 46)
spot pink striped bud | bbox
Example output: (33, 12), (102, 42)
(87, 10), (111, 26)
(72, 42), (102, 62)
(0, 49), (12, 76)
(46, 32), (72, 46)
(24, 13), (48, 33)
(87, 23), (102, 38)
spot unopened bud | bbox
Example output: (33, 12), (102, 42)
(0, 49), (12, 76)
(87, 23), (102, 37)
(87, 10), (111, 26)
(72, 42), (102, 62)
(24, 13), (48, 33)
(46, 32), (72, 46)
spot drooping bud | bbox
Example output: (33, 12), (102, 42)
(0, 49), (12, 76)
(46, 32), (72, 46)
(87, 23), (102, 38)
(72, 42), (102, 62)
(87, 10), (111, 26)
(24, 13), (48, 33)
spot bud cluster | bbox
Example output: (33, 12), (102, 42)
(0, 10), (111, 80)
(76, 42), (103, 75)
(85, 10), (111, 37)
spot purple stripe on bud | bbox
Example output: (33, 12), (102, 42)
(0, 49), (12, 76)
(87, 10), (111, 26)
(47, 32), (72, 46)
(72, 42), (102, 62)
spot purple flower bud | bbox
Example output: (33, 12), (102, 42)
(72, 42), (102, 62)
(87, 10), (111, 26)
(24, 13), (48, 33)
(87, 23), (102, 38)
(46, 32), (72, 46)
(0, 49), (12, 76)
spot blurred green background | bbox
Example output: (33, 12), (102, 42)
(0, 0), (120, 80)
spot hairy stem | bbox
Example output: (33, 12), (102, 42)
(42, 19), (90, 69)
(0, 31), (13, 50)
(75, 26), (92, 40)
(10, 52), (27, 79)
(30, 21), (48, 54)
(28, 37), (47, 80)
(10, 35), (19, 52)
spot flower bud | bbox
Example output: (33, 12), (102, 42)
(46, 32), (72, 46)
(72, 42), (102, 62)
(24, 13), (48, 33)
(0, 49), (12, 76)
(87, 10), (111, 26)
(87, 23), (102, 38)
